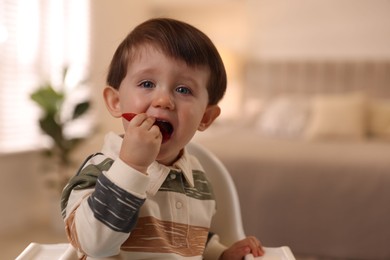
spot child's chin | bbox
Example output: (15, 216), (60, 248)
(156, 146), (181, 165)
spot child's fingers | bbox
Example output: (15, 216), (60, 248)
(221, 237), (264, 260)
(127, 113), (147, 126)
(150, 125), (163, 140)
(130, 113), (154, 128)
(246, 236), (264, 257)
(139, 117), (156, 130)
(128, 114), (159, 137)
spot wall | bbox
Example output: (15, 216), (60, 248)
(0, 151), (47, 234)
(247, 0), (390, 59)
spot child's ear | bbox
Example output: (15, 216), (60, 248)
(103, 86), (122, 118)
(198, 105), (221, 131)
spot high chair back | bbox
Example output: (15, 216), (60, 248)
(187, 141), (246, 245)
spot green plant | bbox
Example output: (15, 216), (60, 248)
(31, 67), (91, 191)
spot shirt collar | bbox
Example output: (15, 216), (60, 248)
(102, 132), (197, 196)
(146, 150), (195, 196)
(172, 148), (195, 187)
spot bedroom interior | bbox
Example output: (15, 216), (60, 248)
(193, 59), (390, 259)
(1, 0), (390, 259)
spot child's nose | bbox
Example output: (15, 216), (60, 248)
(152, 90), (175, 110)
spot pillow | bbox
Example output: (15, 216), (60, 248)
(305, 93), (367, 140)
(241, 98), (267, 127)
(369, 99), (390, 139)
(256, 96), (311, 138)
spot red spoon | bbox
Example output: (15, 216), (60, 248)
(122, 113), (173, 143)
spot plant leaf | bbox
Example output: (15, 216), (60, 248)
(72, 101), (90, 119)
(31, 85), (64, 115)
(68, 137), (84, 147)
(39, 115), (63, 147)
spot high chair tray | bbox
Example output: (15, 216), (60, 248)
(17, 243), (295, 260)
(245, 246), (296, 260)
(16, 243), (74, 260)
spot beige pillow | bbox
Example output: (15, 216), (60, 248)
(369, 100), (390, 139)
(305, 93), (367, 140)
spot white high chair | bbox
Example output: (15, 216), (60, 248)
(187, 141), (246, 246)
(17, 142), (294, 259)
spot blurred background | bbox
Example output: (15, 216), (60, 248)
(1, 0), (390, 259)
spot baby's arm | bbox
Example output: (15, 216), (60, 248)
(63, 114), (162, 257)
(62, 155), (149, 257)
(219, 236), (264, 260)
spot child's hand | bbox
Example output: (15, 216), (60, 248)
(120, 113), (162, 173)
(219, 236), (264, 260)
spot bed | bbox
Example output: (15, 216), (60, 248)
(193, 60), (390, 260)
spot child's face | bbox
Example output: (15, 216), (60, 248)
(105, 44), (220, 165)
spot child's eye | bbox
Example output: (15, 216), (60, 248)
(176, 86), (192, 95)
(139, 80), (155, 88)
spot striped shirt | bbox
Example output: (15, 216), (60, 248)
(61, 132), (226, 259)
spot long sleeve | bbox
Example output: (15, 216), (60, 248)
(61, 153), (150, 258)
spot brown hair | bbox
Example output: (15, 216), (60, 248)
(106, 18), (226, 105)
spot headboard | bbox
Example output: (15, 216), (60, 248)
(244, 60), (390, 99)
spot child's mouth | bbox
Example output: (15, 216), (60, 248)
(122, 113), (173, 143)
(153, 120), (174, 143)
